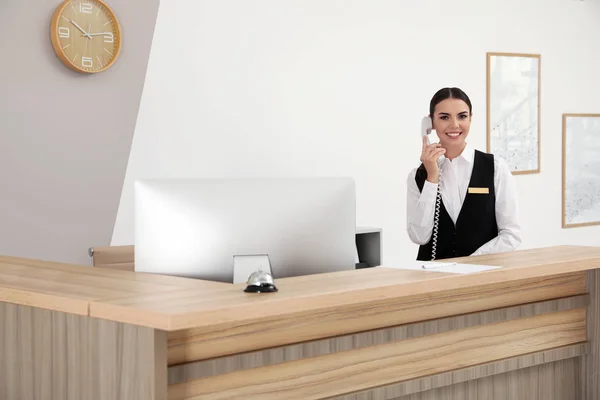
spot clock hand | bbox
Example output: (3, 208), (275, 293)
(85, 32), (111, 36)
(70, 20), (92, 39)
(85, 25), (90, 51)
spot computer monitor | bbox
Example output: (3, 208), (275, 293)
(134, 177), (356, 283)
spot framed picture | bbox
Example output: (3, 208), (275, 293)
(486, 52), (541, 174)
(562, 113), (600, 228)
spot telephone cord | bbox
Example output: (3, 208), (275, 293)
(431, 171), (442, 261)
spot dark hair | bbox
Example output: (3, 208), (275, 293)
(429, 87), (472, 117)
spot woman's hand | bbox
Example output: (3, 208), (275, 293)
(420, 135), (445, 183)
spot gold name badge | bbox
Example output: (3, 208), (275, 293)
(468, 187), (490, 194)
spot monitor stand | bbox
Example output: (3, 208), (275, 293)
(233, 254), (273, 284)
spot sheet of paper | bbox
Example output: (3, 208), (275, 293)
(390, 261), (502, 274)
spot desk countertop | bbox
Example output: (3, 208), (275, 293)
(1, 245), (600, 332)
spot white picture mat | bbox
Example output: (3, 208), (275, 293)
(487, 53), (540, 174)
(563, 114), (600, 228)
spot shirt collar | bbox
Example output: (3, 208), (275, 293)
(456, 142), (475, 164)
(439, 143), (474, 166)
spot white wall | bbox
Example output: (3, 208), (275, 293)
(112, 0), (600, 266)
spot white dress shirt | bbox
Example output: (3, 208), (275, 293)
(406, 143), (521, 256)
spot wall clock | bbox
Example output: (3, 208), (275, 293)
(50, 0), (122, 74)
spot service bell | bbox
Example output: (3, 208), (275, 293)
(244, 269), (278, 293)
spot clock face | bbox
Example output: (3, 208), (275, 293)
(50, 0), (122, 73)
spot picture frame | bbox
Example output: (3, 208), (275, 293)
(486, 52), (541, 175)
(562, 113), (600, 228)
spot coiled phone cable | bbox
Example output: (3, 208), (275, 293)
(431, 171), (442, 261)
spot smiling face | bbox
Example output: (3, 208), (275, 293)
(431, 98), (472, 151)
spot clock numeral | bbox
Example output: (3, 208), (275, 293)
(103, 32), (114, 43)
(82, 56), (93, 68)
(58, 27), (70, 39)
(80, 2), (93, 14)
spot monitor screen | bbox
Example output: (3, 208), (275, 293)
(134, 177), (356, 283)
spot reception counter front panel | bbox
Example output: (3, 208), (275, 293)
(1, 245), (600, 399)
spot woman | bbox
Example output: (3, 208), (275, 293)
(406, 87), (522, 261)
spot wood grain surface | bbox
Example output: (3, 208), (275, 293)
(389, 358), (579, 400)
(89, 246), (600, 331)
(0, 302), (167, 400)
(166, 272), (586, 363)
(167, 294), (588, 382)
(1, 246), (599, 332)
(581, 269), (600, 399)
(2, 246), (600, 400)
(90, 245), (134, 271)
(168, 309), (586, 400)
(332, 344), (587, 400)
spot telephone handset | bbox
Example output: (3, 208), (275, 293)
(421, 116), (442, 260)
(421, 116), (444, 166)
(421, 115), (433, 143)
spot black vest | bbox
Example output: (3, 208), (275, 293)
(414, 150), (498, 261)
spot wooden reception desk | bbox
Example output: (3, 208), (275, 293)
(1, 245), (600, 400)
